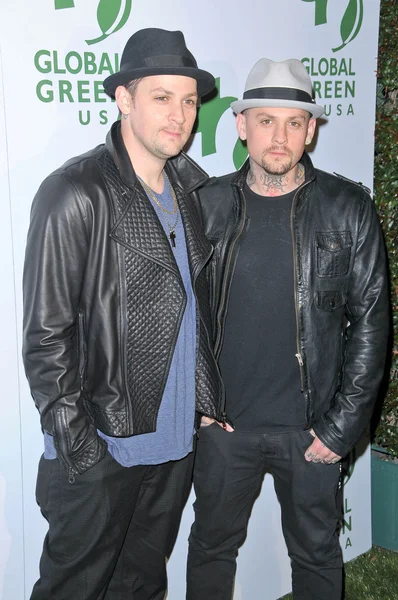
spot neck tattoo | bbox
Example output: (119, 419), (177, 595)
(295, 163), (305, 187)
(248, 170), (289, 196)
(247, 163), (305, 197)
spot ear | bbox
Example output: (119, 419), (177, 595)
(115, 85), (131, 116)
(236, 112), (247, 141)
(305, 117), (317, 145)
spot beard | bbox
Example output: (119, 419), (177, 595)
(261, 146), (294, 176)
(147, 134), (185, 159)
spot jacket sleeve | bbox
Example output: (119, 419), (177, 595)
(22, 174), (107, 475)
(313, 192), (389, 457)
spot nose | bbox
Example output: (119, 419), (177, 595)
(272, 123), (287, 145)
(169, 101), (186, 125)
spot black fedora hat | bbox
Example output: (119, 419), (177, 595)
(103, 28), (215, 98)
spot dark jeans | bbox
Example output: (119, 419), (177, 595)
(187, 425), (343, 600)
(31, 448), (194, 600)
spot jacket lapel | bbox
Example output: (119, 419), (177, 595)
(109, 181), (181, 276)
(170, 175), (213, 282)
(166, 153), (213, 280)
(105, 121), (212, 279)
(104, 123), (179, 275)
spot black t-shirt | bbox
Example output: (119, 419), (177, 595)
(219, 184), (306, 432)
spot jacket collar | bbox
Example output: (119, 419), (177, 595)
(105, 121), (209, 193)
(231, 150), (317, 189)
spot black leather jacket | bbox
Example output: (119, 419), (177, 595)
(199, 153), (389, 457)
(23, 121), (224, 476)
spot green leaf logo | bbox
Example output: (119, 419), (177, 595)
(301, 0), (364, 53)
(332, 0), (363, 52)
(195, 78), (248, 168)
(301, 0), (328, 26)
(195, 78), (237, 157)
(54, 0), (75, 8)
(86, 0), (133, 45)
(232, 139), (248, 171)
(98, 0), (124, 35)
(342, 447), (356, 487)
(54, 0), (132, 45)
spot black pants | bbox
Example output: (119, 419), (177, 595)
(187, 425), (343, 600)
(31, 448), (194, 600)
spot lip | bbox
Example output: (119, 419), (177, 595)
(267, 150), (289, 158)
(163, 130), (183, 139)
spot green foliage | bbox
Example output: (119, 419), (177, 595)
(344, 546), (398, 599)
(373, 0), (398, 457)
(280, 546), (398, 599)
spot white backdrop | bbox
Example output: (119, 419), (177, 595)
(0, 1), (380, 598)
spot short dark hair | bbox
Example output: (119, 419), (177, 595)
(125, 78), (143, 100)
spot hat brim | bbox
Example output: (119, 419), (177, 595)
(230, 98), (325, 118)
(103, 67), (215, 98)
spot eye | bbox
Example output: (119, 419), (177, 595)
(290, 121), (301, 128)
(155, 96), (169, 102)
(184, 98), (197, 106)
(261, 119), (272, 125)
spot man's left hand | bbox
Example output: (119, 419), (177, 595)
(305, 429), (341, 464)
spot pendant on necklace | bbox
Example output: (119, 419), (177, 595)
(170, 231), (176, 247)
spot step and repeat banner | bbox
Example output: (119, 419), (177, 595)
(0, 1), (381, 598)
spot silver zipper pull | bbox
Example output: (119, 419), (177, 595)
(295, 353), (304, 366)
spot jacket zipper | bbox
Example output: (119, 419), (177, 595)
(55, 407), (77, 484)
(290, 181), (311, 392)
(193, 244), (227, 418)
(214, 187), (248, 358)
(78, 310), (87, 390)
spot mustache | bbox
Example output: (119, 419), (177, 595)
(265, 146), (293, 156)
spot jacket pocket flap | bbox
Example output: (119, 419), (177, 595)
(316, 290), (347, 311)
(316, 231), (352, 252)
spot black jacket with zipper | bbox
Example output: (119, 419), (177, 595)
(199, 153), (389, 458)
(22, 121), (224, 476)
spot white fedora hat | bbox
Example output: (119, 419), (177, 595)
(231, 58), (324, 118)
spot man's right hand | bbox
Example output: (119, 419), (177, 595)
(200, 415), (234, 432)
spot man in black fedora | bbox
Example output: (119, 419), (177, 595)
(186, 58), (389, 599)
(23, 28), (225, 599)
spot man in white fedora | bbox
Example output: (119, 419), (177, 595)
(186, 58), (389, 599)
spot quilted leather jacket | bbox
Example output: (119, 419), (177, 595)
(23, 121), (224, 476)
(199, 153), (389, 458)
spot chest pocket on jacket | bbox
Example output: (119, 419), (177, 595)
(315, 231), (352, 277)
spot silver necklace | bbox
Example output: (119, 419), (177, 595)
(138, 172), (179, 247)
